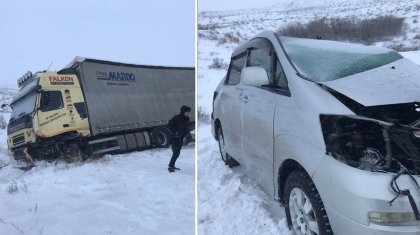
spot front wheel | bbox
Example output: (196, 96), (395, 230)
(284, 169), (332, 235)
(216, 127), (238, 167)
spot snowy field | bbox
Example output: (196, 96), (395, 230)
(0, 104), (194, 235)
(197, 1), (420, 233)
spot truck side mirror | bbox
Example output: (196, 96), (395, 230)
(241, 67), (269, 86)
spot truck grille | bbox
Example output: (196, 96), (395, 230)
(12, 134), (25, 146)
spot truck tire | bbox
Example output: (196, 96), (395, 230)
(216, 126), (239, 167)
(152, 126), (171, 148)
(284, 169), (333, 235)
(62, 142), (86, 163)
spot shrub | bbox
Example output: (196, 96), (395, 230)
(208, 57), (229, 70)
(8, 182), (18, 193)
(389, 42), (420, 52)
(277, 15), (406, 45)
(198, 106), (210, 124)
(0, 114), (6, 129)
(218, 32), (241, 45)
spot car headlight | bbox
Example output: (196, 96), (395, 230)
(369, 211), (420, 226)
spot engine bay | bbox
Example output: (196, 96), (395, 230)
(321, 114), (420, 174)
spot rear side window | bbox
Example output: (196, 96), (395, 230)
(40, 91), (63, 112)
(226, 53), (247, 85)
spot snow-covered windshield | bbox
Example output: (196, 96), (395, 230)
(279, 36), (403, 82)
(10, 92), (37, 119)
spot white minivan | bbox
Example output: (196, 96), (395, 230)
(211, 30), (420, 234)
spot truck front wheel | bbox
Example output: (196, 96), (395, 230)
(62, 142), (86, 163)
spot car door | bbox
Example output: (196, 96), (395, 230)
(219, 51), (247, 159)
(241, 38), (292, 196)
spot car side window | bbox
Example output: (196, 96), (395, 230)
(275, 59), (289, 90)
(226, 53), (246, 85)
(40, 91), (63, 112)
(247, 47), (273, 84)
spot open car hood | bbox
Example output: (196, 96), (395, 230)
(321, 58), (420, 106)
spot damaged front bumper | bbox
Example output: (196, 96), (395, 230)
(9, 147), (35, 169)
(314, 156), (420, 234)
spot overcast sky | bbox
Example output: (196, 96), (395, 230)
(199, 0), (279, 11)
(0, 0), (195, 88)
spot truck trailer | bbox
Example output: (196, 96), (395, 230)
(7, 57), (195, 168)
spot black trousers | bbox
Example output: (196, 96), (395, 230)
(169, 137), (183, 167)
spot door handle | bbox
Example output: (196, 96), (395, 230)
(242, 95), (249, 103)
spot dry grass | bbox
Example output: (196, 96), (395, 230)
(278, 15), (406, 45)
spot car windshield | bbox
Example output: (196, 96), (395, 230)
(279, 36), (403, 82)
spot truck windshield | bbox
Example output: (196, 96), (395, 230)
(279, 36), (403, 82)
(10, 78), (39, 120)
(10, 92), (37, 120)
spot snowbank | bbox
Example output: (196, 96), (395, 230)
(198, 125), (291, 234)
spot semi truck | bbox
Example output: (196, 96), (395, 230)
(7, 57), (195, 168)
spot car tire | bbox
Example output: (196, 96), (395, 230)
(152, 126), (172, 148)
(216, 126), (239, 167)
(284, 169), (332, 235)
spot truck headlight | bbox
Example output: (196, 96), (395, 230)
(369, 212), (420, 226)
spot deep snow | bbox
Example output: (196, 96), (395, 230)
(0, 109), (195, 235)
(198, 125), (291, 235)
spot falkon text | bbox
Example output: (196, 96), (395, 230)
(49, 76), (75, 85)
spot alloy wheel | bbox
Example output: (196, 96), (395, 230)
(289, 188), (319, 235)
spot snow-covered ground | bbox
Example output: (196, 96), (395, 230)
(198, 125), (291, 235)
(199, 0), (420, 48)
(0, 92), (195, 235)
(1, 148), (195, 235)
(198, 1), (420, 233)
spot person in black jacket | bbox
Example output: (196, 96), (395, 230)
(167, 105), (191, 172)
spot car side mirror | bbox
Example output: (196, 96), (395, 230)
(241, 67), (269, 86)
